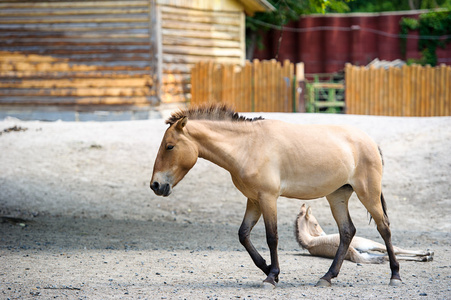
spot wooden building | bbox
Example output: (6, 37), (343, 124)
(0, 0), (274, 108)
(156, 0), (273, 103)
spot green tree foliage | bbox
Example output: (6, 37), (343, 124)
(348, 0), (410, 12)
(348, 0), (450, 12)
(400, 10), (451, 66)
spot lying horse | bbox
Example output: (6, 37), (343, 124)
(295, 204), (434, 263)
(150, 104), (401, 288)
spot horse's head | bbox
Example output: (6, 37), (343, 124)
(296, 204), (326, 238)
(150, 116), (198, 196)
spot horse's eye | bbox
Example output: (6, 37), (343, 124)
(166, 145), (174, 151)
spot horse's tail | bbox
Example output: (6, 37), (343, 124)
(380, 192), (389, 218)
(378, 146), (388, 219)
(378, 145), (385, 168)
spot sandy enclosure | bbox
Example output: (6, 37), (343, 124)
(1, 112), (450, 299)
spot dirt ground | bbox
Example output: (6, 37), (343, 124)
(1, 111), (450, 299)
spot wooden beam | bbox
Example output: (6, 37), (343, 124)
(0, 1), (148, 9)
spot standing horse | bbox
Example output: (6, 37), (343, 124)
(150, 104), (401, 288)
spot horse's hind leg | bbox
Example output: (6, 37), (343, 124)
(317, 185), (355, 287)
(356, 239), (433, 258)
(354, 180), (401, 286)
(393, 246), (434, 258)
(396, 254), (433, 262)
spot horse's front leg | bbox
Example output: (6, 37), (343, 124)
(239, 199), (271, 277)
(260, 195), (280, 288)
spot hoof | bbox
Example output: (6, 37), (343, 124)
(262, 281), (276, 289)
(315, 279), (331, 287)
(389, 279), (402, 286)
(423, 255), (433, 262)
(427, 250), (434, 257)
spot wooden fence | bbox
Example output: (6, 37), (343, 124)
(190, 59), (295, 112)
(345, 63), (451, 116)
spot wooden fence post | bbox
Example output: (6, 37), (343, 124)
(296, 62), (305, 113)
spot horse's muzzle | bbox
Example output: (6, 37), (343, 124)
(150, 181), (172, 197)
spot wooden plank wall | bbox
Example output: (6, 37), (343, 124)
(0, 0), (156, 106)
(191, 59), (295, 112)
(346, 63), (451, 116)
(159, 4), (244, 103)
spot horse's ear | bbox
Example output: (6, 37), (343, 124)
(176, 116), (188, 131)
(300, 203), (307, 214)
(306, 207), (312, 219)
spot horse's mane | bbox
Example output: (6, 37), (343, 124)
(294, 212), (309, 250)
(166, 103), (264, 125)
